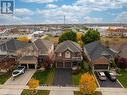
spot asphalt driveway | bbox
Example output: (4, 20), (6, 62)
(53, 68), (72, 86)
(94, 72), (122, 88)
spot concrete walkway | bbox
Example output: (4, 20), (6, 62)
(49, 90), (74, 95)
(0, 69), (36, 95)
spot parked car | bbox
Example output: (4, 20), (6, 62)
(12, 66), (26, 77)
(96, 71), (107, 81)
(105, 71), (116, 81)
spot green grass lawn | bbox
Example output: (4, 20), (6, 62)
(0, 72), (11, 84)
(117, 70), (127, 88)
(32, 68), (55, 85)
(21, 90), (49, 95)
(74, 91), (102, 95)
(72, 73), (81, 85)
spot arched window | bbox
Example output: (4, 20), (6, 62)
(65, 51), (71, 58)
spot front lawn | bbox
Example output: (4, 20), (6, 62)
(74, 91), (102, 95)
(72, 73), (81, 86)
(117, 70), (127, 88)
(0, 72), (11, 84)
(21, 90), (49, 95)
(32, 68), (55, 85)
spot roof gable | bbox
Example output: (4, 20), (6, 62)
(55, 40), (82, 53)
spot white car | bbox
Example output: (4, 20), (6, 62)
(12, 66), (26, 77)
(96, 71), (107, 81)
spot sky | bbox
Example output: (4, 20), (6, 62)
(0, 0), (127, 25)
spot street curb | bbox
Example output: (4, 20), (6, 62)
(117, 79), (124, 88)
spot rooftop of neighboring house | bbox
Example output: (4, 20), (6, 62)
(109, 43), (127, 58)
(93, 56), (109, 65)
(34, 39), (53, 54)
(0, 38), (35, 52)
(55, 40), (82, 53)
(84, 41), (116, 61)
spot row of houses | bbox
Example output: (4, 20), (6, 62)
(0, 38), (122, 72)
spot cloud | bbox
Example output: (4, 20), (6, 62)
(0, 15), (33, 25)
(115, 12), (127, 23)
(15, 8), (34, 16)
(21, 0), (57, 4)
(84, 16), (103, 23)
(46, 4), (58, 8)
(75, 0), (127, 11)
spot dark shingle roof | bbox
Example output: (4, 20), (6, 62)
(84, 41), (115, 61)
(34, 39), (53, 54)
(0, 39), (32, 51)
(55, 40), (82, 53)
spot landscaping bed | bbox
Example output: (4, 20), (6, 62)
(74, 91), (102, 95)
(117, 70), (127, 88)
(32, 68), (55, 85)
(21, 90), (50, 95)
(0, 72), (11, 84)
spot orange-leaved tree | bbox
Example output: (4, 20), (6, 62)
(76, 32), (83, 41)
(17, 36), (30, 42)
(80, 72), (97, 95)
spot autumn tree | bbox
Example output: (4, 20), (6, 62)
(17, 36), (30, 42)
(82, 29), (100, 44)
(76, 32), (83, 41)
(80, 73), (97, 95)
(59, 31), (77, 43)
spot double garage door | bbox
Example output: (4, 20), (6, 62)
(21, 64), (36, 69)
(94, 64), (109, 71)
(56, 62), (72, 68)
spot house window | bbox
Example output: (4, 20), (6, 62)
(58, 53), (62, 57)
(65, 51), (71, 58)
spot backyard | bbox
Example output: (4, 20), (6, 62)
(32, 68), (55, 85)
(74, 91), (102, 95)
(117, 70), (127, 88)
(21, 90), (50, 95)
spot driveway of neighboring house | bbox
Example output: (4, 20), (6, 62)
(53, 68), (72, 86)
(94, 72), (122, 88)
(0, 69), (36, 95)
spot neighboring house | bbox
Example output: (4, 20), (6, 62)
(109, 43), (127, 59)
(0, 38), (38, 69)
(0, 38), (38, 57)
(34, 39), (54, 63)
(54, 40), (83, 68)
(19, 56), (38, 69)
(84, 41), (116, 71)
(0, 55), (17, 72)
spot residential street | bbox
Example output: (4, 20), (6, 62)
(0, 69), (36, 95)
(49, 90), (74, 95)
(98, 88), (127, 95)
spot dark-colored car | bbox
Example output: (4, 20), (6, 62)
(105, 71), (116, 81)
